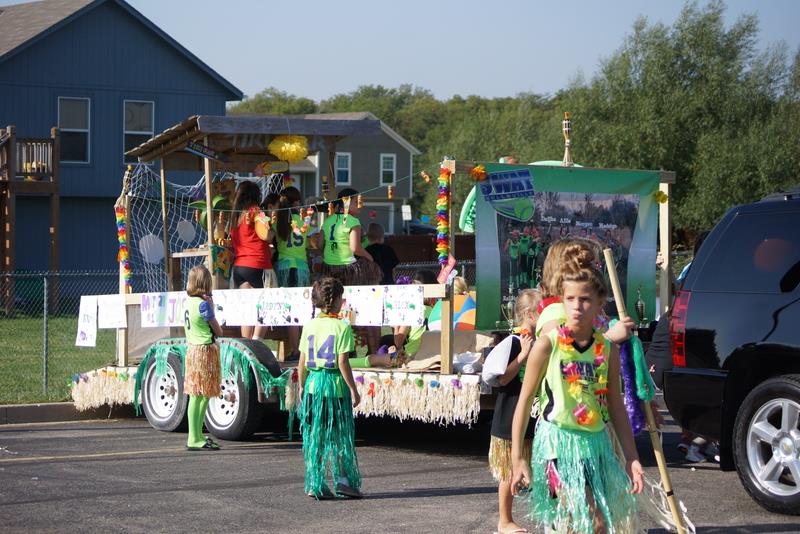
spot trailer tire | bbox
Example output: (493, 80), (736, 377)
(141, 351), (188, 432)
(205, 365), (264, 441)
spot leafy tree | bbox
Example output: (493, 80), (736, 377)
(228, 87), (318, 115)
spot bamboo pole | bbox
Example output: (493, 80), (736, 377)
(203, 137), (215, 288)
(603, 248), (687, 534)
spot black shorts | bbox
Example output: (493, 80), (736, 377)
(233, 266), (263, 288)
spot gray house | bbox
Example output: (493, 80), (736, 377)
(280, 112), (420, 235)
(0, 0), (242, 271)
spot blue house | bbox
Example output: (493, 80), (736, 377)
(0, 0), (242, 271)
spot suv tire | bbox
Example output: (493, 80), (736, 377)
(733, 375), (800, 514)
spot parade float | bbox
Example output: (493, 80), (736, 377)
(70, 113), (676, 439)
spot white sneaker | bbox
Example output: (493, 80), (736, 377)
(685, 444), (706, 463)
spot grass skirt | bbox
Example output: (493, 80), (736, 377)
(300, 369), (361, 495)
(488, 435), (532, 482)
(322, 256), (382, 286)
(184, 343), (221, 397)
(276, 258), (310, 287)
(528, 420), (637, 534)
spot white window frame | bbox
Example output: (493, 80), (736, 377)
(123, 99), (155, 164)
(379, 153), (396, 185)
(335, 152), (351, 185)
(364, 201), (396, 235)
(58, 96), (91, 164)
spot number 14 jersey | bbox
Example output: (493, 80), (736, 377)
(301, 316), (354, 370)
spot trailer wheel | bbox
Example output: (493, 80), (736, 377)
(142, 351), (188, 432)
(205, 365), (264, 441)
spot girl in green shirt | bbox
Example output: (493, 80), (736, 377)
(317, 188), (382, 353)
(183, 265), (223, 451)
(275, 186), (310, 359)
(298, 277), (363, 499)
(510, 252), (642, 533)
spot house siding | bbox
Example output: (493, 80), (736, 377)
(0, 0), (232, 198)
(0, 0), (237, 271)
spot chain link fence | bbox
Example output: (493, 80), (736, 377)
(0, 271), (119, 404)
(392, 261), (476, 286)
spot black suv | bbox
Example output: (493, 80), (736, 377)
(664, 188), (800, 514)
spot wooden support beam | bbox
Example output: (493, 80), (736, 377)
(203, 137), (216, 287)
(439, 282), (454, 375)
(658, 182), (672, 316)
(159, 161), (172, 290)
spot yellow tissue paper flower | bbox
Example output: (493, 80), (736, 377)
(268, 135), (309, 163)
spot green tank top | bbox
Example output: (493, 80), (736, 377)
(277, 213), (308, 262)
(538, 328), (610, 433)
(321, 214), (361, 265)
(508, 241), (519, 259)
(184, 296), (213, 345)
(518, 235), (531, 254)
(404, 304), (432, 356)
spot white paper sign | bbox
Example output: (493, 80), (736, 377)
(344, 286), (385, 326)
(140, 292), (187, 327)
(383, 285), (425, 326)
(256, 287), (313, 326)
(97, 294), (127, 329)
(75, 296), (98, 347)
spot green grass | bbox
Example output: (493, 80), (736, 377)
(0, 316), (116, 404)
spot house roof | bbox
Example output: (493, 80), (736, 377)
(301, 112), (421, 156)
(0, 0), (242, 100)
(126, 114), (383, 170)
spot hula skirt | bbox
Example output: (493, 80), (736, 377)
(488, 436), (532, 482)
(300, 369), (361, 496)
(184, 343), (221, 397)
(276, 258), (310, 287)
(321, 256), (381, 286)
(527, 420), (637, 534)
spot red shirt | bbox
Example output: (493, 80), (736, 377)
(231, 209), (272, 269)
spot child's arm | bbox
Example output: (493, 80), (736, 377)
(298, 352), (307, 398)
(498, 333), (533, 386)
(393, 325), (411, 349)
(604, 317), (635, 344)
(607, 343), (644, 494)
(338, 352), (361, 407)
(349, 226), (373, 261)
(510, 335), (552, 495)
(200, 296), (223, 337)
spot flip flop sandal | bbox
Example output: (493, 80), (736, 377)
(307, 485), (335, 500)
(204, 437), (221, 449)
(186, 441), (220, 451)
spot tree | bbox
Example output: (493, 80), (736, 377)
(227, 87), (317, 115)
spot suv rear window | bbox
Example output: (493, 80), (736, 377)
(693, 210), (800, 293)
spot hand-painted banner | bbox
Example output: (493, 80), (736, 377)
(75, 296), (98, 347)
(475, 163), (661, 330)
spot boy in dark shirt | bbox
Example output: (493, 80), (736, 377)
(364, 223), (399, 285)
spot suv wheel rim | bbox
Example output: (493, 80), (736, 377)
(207, 378), (239, 430)
(747, 398), (800, 497)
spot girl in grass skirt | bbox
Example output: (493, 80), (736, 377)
(485, 288), (541, 534)
(298, 277), (363, 499)
(511, 255), (643, 533)
(183, 265), (223, 451)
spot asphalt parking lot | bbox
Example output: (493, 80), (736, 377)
(1, 405), (799, 533)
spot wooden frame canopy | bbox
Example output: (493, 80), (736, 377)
(125, 114), (383, 172)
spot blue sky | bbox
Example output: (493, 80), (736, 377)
(8, 0), (800, 101)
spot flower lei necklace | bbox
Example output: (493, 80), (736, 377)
(557, 325), (608, 427)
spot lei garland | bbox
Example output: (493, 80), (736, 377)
(115, 206), (132, 291)
(557, 325), (608, 427)
(435, 167), (451, 265)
